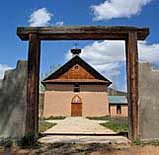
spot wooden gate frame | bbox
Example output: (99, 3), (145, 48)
(17, 26), (149, 140)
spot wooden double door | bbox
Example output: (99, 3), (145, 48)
(71, 103), (82, 116)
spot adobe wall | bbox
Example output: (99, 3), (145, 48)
(0, 60), (27, 138)
(139, 63), (159, 140)
(45, 84), (108, 92)
(109, 105), (128, 117)
(43, 84), (109, 117)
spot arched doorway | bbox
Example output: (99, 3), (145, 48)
(71, 95), (82, 116)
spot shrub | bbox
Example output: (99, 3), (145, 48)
(17, 133), (36, 148)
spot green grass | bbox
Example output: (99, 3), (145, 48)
(39, 93), (44, 117)
(43, 116), (66, 120)
(38, 121), (56, 132)
(100, 122), (128, 132)
(87, 116), (112, 121)
(132, 138), (143, 145)
(88, 116), (128, 133)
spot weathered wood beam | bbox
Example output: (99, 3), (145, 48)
(125, 32), (138, 140)
(26, 33), (40, 138)
(17, 26), (149, 41)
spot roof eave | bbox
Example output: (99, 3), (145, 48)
(41, 81), (111, 85)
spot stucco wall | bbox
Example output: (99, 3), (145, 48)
(43, 84), (109, 117)
(0, 60), (27, 138)
(45, 84), (107, 92)
(109, 105), (128, 117)
(139, 63), (159, 140)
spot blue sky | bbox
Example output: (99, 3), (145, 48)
(0, 0), (159, 91)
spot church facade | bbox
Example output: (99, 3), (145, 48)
(42, 49), (112, 117)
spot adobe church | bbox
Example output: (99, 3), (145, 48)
(42, 48), (112, 117)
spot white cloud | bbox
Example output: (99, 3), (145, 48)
(65, 41), (125, 78)
(65, 40), (159, 91)
(138, 41), (159, 62)
(0, 64), (12, 79)
(55, 21), (64, 26)
(91, 0), (152, 21)
(65, 40), (159, 80)
(29, 8), (53, 26)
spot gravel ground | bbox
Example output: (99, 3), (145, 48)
(1, 143), (159, 155)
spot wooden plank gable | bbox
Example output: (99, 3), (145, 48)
(42, 55), (112, 85)
(58, 64), (95, 79)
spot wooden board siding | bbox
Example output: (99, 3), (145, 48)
(58, 64), (95, 79)
(42, 55), (112, 86)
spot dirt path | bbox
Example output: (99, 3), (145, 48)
(39, 117), (129, 144)
(44, 117), (115, 134)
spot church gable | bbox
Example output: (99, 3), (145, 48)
(42, 49), (112, 86)
(58, 64), (96, 79)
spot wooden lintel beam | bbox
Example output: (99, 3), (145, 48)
(17, 26), (149, 41)
(39, 33), (127, 40)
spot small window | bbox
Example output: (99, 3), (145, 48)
(74, 65), (78, 69)
(74, 83), (80, 92)
(117, 105), (122, 114)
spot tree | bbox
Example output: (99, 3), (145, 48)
(39, 64), (61, 94)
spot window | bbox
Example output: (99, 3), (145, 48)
(74, 65), (78, 69)
(117, 105), (122, 114)
(74, 83), (80, 92)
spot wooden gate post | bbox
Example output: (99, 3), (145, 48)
(125, 32), (138, 140)
(26, 33), (40, 138)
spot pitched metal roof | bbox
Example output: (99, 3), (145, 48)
(108, 96), (128, 104)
